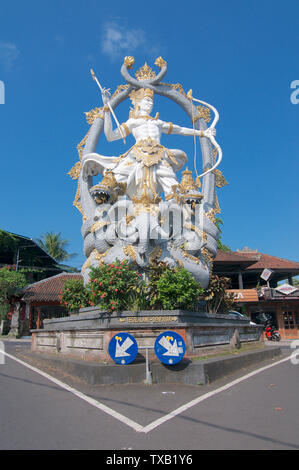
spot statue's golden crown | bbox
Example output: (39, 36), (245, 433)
(135, 63), (156, 80)
(123, 57), (166, 106)
(130, 63), (156, 104)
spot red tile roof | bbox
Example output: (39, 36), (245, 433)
(21, 273), (82, 303)
(214, 250), (256, 266)
(240, 252), (299, 271)
(215, 249), (299, 272)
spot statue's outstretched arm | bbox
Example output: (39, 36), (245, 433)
(161, 121), (216, 140)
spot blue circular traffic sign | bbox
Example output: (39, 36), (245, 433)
(108, 332), (138, 365)
(154, 331), (185, 365)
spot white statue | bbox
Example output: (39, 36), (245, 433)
(83, 87), (216, 203)
(70, 57), (223, 288)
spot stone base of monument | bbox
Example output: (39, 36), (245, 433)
(31, 308), (263, 363)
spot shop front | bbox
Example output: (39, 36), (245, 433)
(246, 287), (299, 340)
(226, 286), (299, 340)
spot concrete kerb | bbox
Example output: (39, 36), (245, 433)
(19, 345), (282, 386)
(0, 336), (31, 342)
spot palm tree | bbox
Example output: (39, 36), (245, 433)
(36, 232), (76, 262)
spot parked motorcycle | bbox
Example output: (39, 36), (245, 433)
(265, 323), (281, 341)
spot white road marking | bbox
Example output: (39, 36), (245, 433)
(0, 350), (292, 434)
(0, 351), (143, 433)
(141, 354), (292, 433)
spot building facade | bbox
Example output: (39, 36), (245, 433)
(215, 248), (299, 340)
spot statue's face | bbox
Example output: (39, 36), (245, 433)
(138, 97), (153, 115)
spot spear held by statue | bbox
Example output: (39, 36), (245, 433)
(90, 68), (126, 144)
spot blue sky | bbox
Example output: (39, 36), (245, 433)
(0, 0), (298, 269)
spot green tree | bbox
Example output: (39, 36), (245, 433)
(60, 278), (90, 312)
(0, 230), (17, 254)
(35, 232), (76, 262)
(87, 261), (141, 312)
(144, 261), (169, 309)
(0, 267), (27, 304)
(155, 268), (204, 310)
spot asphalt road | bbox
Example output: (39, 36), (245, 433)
(0, 340), (298, 451)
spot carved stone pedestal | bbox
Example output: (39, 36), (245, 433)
(31, 307), (263, 362)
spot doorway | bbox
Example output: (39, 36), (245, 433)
(282, 311), (298, 339)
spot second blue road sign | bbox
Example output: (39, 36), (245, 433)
(154, 331), (186, 365)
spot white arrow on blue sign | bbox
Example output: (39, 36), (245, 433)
(154, 331), (186, 365)
(108, 333), (138, 365)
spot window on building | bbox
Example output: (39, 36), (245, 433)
(283, 312), (295, 329)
